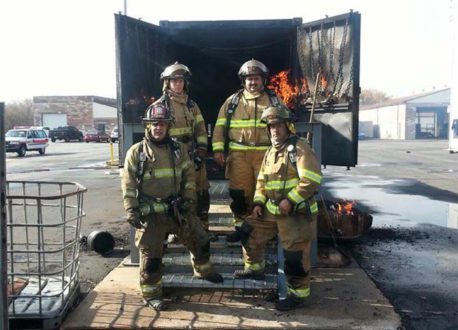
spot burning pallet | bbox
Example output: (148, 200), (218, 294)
(317, 198), (373, 239)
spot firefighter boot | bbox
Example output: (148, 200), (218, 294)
(203, 272), (224, 283)
(226, 222), (244, 243)
(143, 298), (169, 311)
(275, 294), (307, 311)
(225, 230), (241, 243)
(195, 271), (224, 283)
(233, 268), (265, 280)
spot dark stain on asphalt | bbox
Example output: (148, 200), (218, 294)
(344, 224), (458, 330)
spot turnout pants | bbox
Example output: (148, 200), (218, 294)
(135, 213), (213, 299)
(225, 150), (266, 226)
(183, 141), (210, 230)
(242, 211), (317, 298)
(195, 163), (210, 230)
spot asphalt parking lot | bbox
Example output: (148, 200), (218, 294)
(5, 141), (129, 294)
(323, 139), (458, 330)
(5, 138), (458, 330)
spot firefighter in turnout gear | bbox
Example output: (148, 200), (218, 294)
(212, 59), (288, 242)
(121, 103), (223, 311)
(156, 62), (211, 236)
(234, 105), (322, 311)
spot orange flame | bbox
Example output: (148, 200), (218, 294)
(334, 200), (356, 216)
(320, 73), (328, 91)
(268, 70), (308, 108)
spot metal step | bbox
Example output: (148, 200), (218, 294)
(208, 181), (229, 199)
(164, 264), (278, 275)
(162, 273), (277, 289)
(208, 216), (233, 226)
(163, 252), (277, 266)
(163, 238), (277, 252)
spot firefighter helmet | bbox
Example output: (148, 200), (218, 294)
(143, 103), (173, 123)
(238, 59), (269, 79)
(160, 62), (192, 81)
(260, 105), (291, 125)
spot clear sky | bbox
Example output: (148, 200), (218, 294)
(0, 0), (454, 103)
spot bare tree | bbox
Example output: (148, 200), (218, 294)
(360, 89), (390, 105)
(4, 99), (33, 131)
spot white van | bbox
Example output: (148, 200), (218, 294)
(5, 127), (49, 157)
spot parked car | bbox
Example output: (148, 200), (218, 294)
(84, 129), (110, 143)
(48, 126), (84, 142)
(5, 127), (49, 157)
(110, 127), (119, 142)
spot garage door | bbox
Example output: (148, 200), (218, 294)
(42, 114), (67, 130)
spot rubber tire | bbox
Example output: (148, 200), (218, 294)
(51, 138), (56, 142)
(17, 145), (26, 157)
(65, 137), (70, 142)
(38, 148), (46, 155)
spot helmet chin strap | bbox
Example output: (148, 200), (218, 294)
(149, 133), (171, 145)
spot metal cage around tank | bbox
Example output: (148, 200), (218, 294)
(6, 181), (86, 329)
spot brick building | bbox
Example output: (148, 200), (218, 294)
(32, 95), (118, 133)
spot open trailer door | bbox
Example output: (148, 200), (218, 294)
(115, 14), (171, 161)
(292, 11), (361, 167)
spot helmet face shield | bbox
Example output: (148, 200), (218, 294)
(160, 62), (192, 81)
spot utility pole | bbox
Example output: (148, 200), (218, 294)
(0, 102), (9, 329)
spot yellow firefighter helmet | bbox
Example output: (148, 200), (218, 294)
(160, 62), (192, 81)
(238, 59), (269, 79)
(260, 105), (292, 125)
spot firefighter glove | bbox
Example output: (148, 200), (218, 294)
(251, 205), (263, 219)
(197, 148), (208, 160)
(213, 152), (225, 167)
(279, 199), (293, 215)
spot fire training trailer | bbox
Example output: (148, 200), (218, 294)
(115, 12), (360, 169)
(115, 12), (361, 288)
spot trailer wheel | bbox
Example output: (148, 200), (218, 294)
(17, 145), (26, 157)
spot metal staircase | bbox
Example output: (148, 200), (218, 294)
(161, 212), (279, 290)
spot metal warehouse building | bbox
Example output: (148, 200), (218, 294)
(32, 95), (118, 133)
(359, 88), (450, 140)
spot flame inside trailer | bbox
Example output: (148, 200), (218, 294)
(268, 70), (309, 109)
